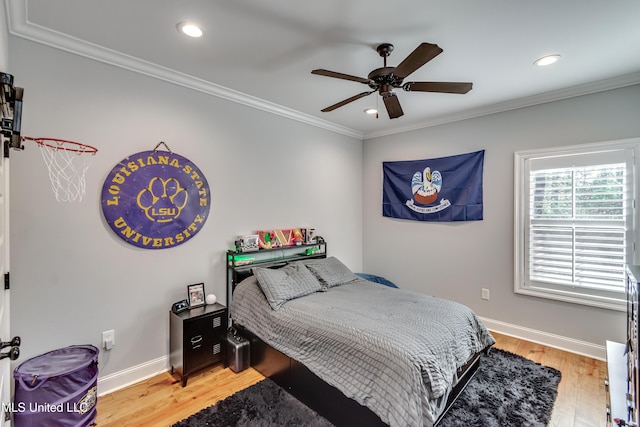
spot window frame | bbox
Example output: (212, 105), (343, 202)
(514, 138), (640, 311)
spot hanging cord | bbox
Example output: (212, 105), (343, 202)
(153, 141), (172, 153)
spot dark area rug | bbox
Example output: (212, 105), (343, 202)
(172, 348), (561, 427)
(172, 378), (333, 427)
(438, 348), (561, 427)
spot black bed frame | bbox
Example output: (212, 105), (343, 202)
(234, 323), (389, 426)
(226, 244), (484, 426)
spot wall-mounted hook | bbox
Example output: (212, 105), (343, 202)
(152, 141), (172, 153)
(0, 347), (19, 361)
(0, 336), (20, 349)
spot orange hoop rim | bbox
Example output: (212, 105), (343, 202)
(21, 136), (98, 154)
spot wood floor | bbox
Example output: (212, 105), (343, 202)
(93, 332), (607, 427)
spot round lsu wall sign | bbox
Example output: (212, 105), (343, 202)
(101, 150), (210, 249)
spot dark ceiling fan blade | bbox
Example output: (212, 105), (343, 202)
(383, 93), (404, 119)
(321, 91), (375, 112)
(311, 69), (371, 84)
(403, 81), (473, 94)
(392, 43), (443, 79)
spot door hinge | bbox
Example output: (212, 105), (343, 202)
(4, 272), (9, 290)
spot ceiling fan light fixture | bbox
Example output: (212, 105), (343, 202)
(312, 42), (473, 119)
(177, 22), (204, 38)
(534, 54), (561, 67)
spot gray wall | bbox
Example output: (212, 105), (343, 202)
(8, 37), (363, 377)
(0, 3), (7, 70)
(362, 85), (640, 346)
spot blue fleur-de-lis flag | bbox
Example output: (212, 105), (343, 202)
(382, 150), (484, 222)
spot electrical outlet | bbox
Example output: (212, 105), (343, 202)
(481, 288), (490, 300)
(102, 330), (115, 350)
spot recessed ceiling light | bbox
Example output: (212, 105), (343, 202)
(534, 54), (561, 67)
(177, 22), (204, 38)
(364, 108), (378, 115)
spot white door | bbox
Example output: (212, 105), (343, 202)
(0, 140), (12, 425)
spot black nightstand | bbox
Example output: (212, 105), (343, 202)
(170, 303), (227, 387)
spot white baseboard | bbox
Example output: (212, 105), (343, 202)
(480, 316), (606, 361)
(97, 355), (169, 397)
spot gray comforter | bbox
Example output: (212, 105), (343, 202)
(230, 277), (495, 427)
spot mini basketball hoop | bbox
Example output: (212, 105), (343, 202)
(22, 136), (98, 203)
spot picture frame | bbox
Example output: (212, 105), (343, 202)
(187, 283), (205, 308)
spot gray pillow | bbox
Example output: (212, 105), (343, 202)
(252, 264), (322, 310)
(303, 256), (359, 289)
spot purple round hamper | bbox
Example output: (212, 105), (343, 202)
(13, 345), (99, 427)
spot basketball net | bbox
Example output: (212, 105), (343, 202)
(22, 137), (98, 203)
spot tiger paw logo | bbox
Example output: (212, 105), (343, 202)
(137, 177), (188, 223)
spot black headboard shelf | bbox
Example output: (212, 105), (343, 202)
(225, 241), (327, 326)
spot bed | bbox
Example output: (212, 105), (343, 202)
(228, 254), (495, 427)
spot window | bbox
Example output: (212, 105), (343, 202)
(514, 139), (639, 310)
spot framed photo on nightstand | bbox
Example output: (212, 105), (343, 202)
(187, 283), (205, 308)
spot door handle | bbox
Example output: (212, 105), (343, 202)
(0, 336), (20, 349)
(0, 347), (19, 361)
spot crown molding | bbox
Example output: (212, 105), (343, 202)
(5, 0), (363, 140)
(365, 71), (640, 139)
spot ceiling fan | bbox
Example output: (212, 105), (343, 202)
(311, 42), (472, 119)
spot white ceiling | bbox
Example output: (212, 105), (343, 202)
(6, 0), (640, 139)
